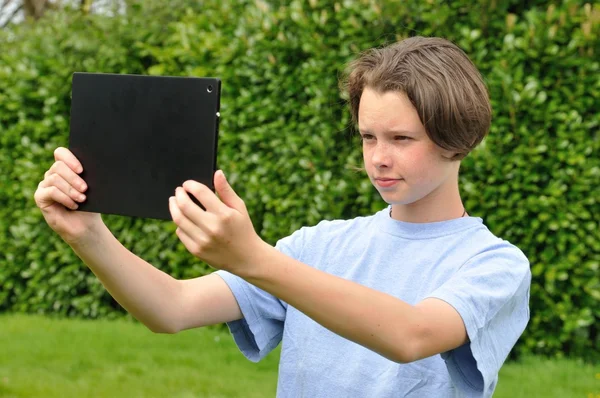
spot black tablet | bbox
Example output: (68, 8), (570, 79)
(68, 72), (221, 220)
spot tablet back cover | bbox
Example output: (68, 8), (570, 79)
(69, 72), (220, 220)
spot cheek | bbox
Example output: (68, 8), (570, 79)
(362, 147), (373, 169)
(405, 149), (443, 183)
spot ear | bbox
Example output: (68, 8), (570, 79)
(439, 147), (461, 161)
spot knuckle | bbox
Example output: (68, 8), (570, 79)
(51, 161), (63, 173)
(50, 174), (63, 186)
(184, 180), (199, 190)
(188, 185), (202, 198)
(221, 210), (235, 224)
(198, 183), (209, 193)
(209, 224), (223, 239)
(172, 213), (181, 224)
(191, 242), (203, 257)
(35, 183), (43, 194)
(191, 183), (210, 199)
(178, 200), (189, 213)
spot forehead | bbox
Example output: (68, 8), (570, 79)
(358, 87), (424, 134)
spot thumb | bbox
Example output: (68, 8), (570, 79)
(215, 170), (246, 213)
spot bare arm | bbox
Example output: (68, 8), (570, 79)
(242, 245), (467, 364)
(70, 223), (242, 333)
(169, 176), (467, 363)
(35, 147), (241, 334)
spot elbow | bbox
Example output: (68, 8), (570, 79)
(151, 326), (178, 334)
(146, 320), (180, 334)
(372, 337), (419, 364)
(387, 324), (426, 364)
(389, 306), (439, 364)
(388, 345), (419, 364)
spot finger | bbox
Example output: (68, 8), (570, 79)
(43, 161), (88, 194)
(170, 198), (206, 255)
(174, 186), (212, 224)
(39, 171), (87, 205)
(182, 180), (225, 214)
(169, 196), (204, 235)
(54, 147), (83, 174)
(214, 170), (246, 214)
(175, 226), (201, 256)
(35, 185), (79, 210)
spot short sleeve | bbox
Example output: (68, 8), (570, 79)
(426, 242), (531, 397)
(214, 227), (307, 362)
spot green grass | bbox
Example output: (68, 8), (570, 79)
(0, 314), (279, 397)
(0, 314), (598, 397)
(496, 355), (599, 398)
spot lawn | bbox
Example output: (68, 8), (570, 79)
(0, 314), (598, 397)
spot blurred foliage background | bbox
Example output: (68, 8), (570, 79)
(0, 0), (598, 362)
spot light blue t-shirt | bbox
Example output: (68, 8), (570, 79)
(215, 206), (531, 397)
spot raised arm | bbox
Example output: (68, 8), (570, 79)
(170, 175), (467, 363)
(69, 224), (242, 333)
(35, 147), (241, 334)
(243, 248), (467, 363)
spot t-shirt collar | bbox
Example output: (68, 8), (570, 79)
(377, 205), (484, 239)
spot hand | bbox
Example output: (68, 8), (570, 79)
(169, 170), (267, 275)
(34, 147), (104, 245)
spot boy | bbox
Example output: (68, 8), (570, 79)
(34, 36), (531, 397)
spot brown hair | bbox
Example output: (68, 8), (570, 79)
(341, 36), (491, 160)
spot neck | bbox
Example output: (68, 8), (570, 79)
(390, 206), (466, 222)
(389, 176), (466, 223)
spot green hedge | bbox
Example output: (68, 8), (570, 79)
(0, 0), (598, 361)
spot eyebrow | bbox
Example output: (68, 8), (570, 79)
(358, 128), (418, 136)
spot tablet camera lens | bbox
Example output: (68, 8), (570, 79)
(207, 85), (213, 93)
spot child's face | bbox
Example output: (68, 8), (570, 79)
(358, 87), (459, 206)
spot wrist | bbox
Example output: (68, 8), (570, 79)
(66, 219), (108, 249)
(235, 238), (277, 281)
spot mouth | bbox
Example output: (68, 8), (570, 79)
(374, 178), (403, 188)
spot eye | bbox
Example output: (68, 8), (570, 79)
(360, 134), (375, 141)
(395, 135), (411, 141)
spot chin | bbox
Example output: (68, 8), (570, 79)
(387, 199), (417, 206)
(378, 193), (415, 206)
(379, 187), (428, 206)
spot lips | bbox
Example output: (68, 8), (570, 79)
(374, 177), (403, 182)
(375, 178), (402, 188)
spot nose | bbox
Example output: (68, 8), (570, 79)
(371, 141), (393, 169)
